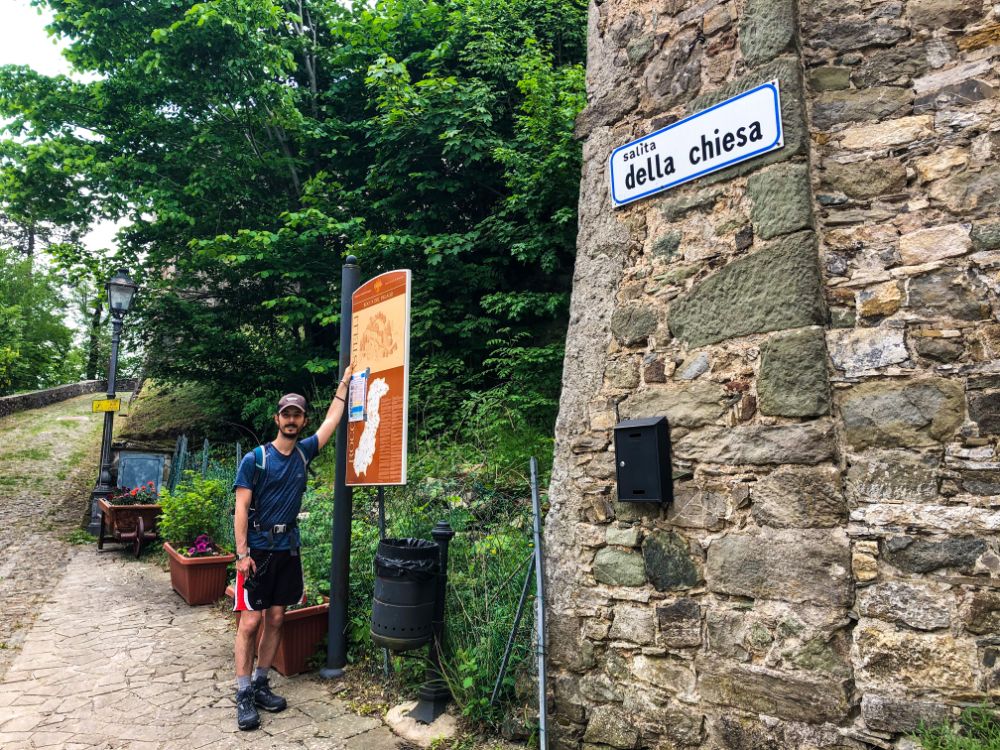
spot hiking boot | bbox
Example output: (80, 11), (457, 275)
(236, 687), (260, 730)
(252, 675), (288, 713)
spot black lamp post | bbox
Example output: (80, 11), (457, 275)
(87, 269), (138, 534)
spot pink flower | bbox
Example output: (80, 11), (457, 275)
(195, 541), (209, 553)
(187, 547), (197, 555)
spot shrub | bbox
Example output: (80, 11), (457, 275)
(158, 473), (230, 551)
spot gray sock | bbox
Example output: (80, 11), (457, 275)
(254, 667), (269, 682)
(237, 675), (251, 691)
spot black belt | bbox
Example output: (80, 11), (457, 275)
(251, 520), (298, 534)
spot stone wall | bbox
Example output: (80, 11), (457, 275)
(0, 380), (140, 419)
(545, 0), (1000, 747)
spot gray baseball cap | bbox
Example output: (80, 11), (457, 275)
(277, 393), (308, 413)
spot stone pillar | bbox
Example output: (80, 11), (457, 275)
(545, 0), (1000, 747)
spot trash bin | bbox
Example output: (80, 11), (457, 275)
(371, 538), (439, 652)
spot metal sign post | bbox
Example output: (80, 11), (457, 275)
(321, 255), (360, 679)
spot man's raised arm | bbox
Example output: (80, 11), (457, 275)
(315, 363), (355, 451)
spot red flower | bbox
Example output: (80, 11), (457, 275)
(130, 488), (138, 496)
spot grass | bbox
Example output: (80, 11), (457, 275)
(5, 447), (52, 461)
(915, 706), (1000, 750)
(64, 528), (97, 545)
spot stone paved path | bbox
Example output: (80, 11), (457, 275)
(0, 395), (406, 749)
(0, 393), (106, 679)
(0, 545), (405, 749)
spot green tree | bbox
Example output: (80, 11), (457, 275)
(0, 0), (587, 434)
(0, 248), (82, 393)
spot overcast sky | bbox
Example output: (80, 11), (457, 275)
(1, 0), (122, 252)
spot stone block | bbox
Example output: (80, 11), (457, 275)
(739, 0), (796, 67)
(908, 270), (990, 321)
(914, 335), (963, 363)
(916, 147), (969, 182)
(606, 526), (641, 548)
(643, 29), (703, 111)
(964, 591), (1000, 635)
(609, 605), (656, 645)
(823, 159), (906, 200)
(621, 381), (727, 428)
(854, 624), (978, 692)
(630, 654), (695, 693)
(660, 186), (723, 222)
(611, 304), (659, 347)
(751, 466), (845, 528)
(593, 548), (648, 586)
(883, 535), (987, 574)
(584, 705), (639, 749)
(652, 231), (682, 259)
(705, 529), (852, 607)
(929, 165), (1000, 213)
(857, 280), (903, 318)
(676, 352), (710, 380)
(852, 46), (929, 87)
(861, 694), (951, 733)
(605, 357), (640, 390)
(674, 421), (836, 465)
(856, 581), (952, 631)
(968, 389), (1000, 435)
(698, 661), (852, 724)
(841, 115), (934, 150)
(666, 484), (728, 530)
(809, 66), (851, 91)
(656, 598), (702, 648)
(668, 231), (824, 347)
(812, 87), (912, 130)
(747, 163), (813, 241)
(907, 0), (984, 28)
(839, 378), (964, 450)
(821, 21), (909, 52)
(758, 328), (830, 417)
(899, 224), (971, 266)
(972, 222), (1000, 252)
(642, 531), (701, 591)
(845, 450), (939, 504)
(826, 327), (908, 377)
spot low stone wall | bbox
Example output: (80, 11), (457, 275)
(0, 379), (140, 420)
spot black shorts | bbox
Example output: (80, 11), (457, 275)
(233, 549), (304, 612)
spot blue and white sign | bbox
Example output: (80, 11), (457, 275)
(609, 81), (783, 208)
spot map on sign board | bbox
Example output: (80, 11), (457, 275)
(346, 270), (411, 486)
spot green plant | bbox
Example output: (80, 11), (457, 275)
(915, 705), (1000, 750)
(64, 528), (96, 545)
(158, 473), (229, 550)
(108, 481), (159, 506)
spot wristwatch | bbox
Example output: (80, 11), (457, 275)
(237, 552), (249, 561)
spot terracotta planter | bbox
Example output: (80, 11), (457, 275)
(227, 585), (329, 676)
(164, 542), (236, 605)
(98, 498), (162, 557)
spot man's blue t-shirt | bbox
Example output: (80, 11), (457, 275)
(234, 434), (319, 550)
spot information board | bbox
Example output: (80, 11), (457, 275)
(609, 80), (784, 207)
(346, 270), (411, 486)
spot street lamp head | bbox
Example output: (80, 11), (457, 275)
(106, 269), (137, 317)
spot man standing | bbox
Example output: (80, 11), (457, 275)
(232, 365), (354, 731)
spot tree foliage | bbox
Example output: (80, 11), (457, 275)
(0, 249), (83, 393)
(0, 0), (586, 433)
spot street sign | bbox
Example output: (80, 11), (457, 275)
(346, 269), (411, 486)
(92, 398), (121, 413)
(609, 80), (784, 208)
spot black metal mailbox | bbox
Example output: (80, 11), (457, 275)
(613, 416), (674, 503)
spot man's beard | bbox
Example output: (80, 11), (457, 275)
(280, 424), (301, 436)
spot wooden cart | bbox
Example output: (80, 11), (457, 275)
(97, 498), (162, 557)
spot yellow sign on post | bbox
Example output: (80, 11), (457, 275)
(92, 398), (121, 413)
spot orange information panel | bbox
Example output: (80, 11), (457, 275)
(345, 269), (411, 486)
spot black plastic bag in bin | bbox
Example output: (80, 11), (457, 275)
(374, 538), (439, 581)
